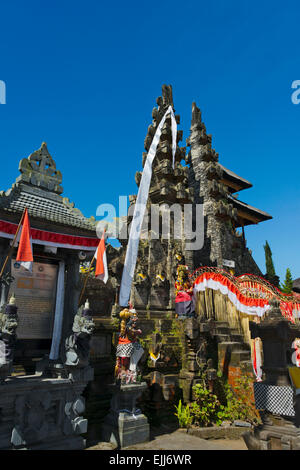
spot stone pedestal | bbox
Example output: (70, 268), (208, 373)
(244, 413), (300, 450)
(101, 382), (150, 448)
(244, 297), (300, 450)
(0, 368), (93, 450)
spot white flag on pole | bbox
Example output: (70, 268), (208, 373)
(119, 106), (177, 306)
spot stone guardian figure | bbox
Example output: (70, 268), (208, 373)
(65, 299), (95, 368)
(0, 294), (18, 382)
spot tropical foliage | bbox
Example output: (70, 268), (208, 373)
(174, 367), (260, 428)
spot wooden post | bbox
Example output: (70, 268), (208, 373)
(78, 226), (107, 306)
(78, 252), (96, 306)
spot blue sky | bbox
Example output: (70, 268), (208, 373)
(0, 0), (299, 283)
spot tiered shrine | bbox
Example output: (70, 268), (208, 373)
(0, 143), (99, 449)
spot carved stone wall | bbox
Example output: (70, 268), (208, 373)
(0, 370), (93, 450)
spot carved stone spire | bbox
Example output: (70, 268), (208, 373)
(187, 102), (218, 164)
(186, 102), (263, 275)
(136, 85), (192, 205)
(186, 102), (235, 268)
(130, 85), (193, 313)
(15, 142), (63, 194)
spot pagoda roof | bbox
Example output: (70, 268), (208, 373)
(219, 164), (253, 193)
(228, 195), (272, 227)
(0, 143), (96, 233)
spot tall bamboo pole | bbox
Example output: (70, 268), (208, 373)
(78, 227), (107, 306)
(78, 252), (96, 306)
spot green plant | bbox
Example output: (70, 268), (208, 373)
(174, 399), (193, 428)
(111, 318), (120, 330)
(214, 374), (260, 425)
(180, 369), (261, 428)
(215, 381), (242, 423)
(190, 385), (224, 427)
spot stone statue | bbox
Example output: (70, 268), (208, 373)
(115, 307), (144, 384)
(0, 271), (14, 307)
(65, 299), (95, 368)
(0, 294), (18, 382)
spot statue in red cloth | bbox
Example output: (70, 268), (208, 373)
(175, 265), (195, 319)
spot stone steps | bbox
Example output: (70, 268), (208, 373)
(212, 326), (231, 335)
(149, 311), (175, 320)
(218, 334), (252, 366)
(212, 322), (247, 344)
(218, 341), (250, 352)
(214, 334), (231, 343)
(231, 334), (244, 343)
(213, 321), (230, 329)
(231, 350), (251, 363)
(137, 312), (149, 319)
(165, 337), (180, 345)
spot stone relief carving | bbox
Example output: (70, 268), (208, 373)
(0, 294), (18, 382)
(16, 142), (63, 194)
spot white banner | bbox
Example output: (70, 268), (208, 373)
(49, 260), (65, 360)
(119, 106), (177, 306)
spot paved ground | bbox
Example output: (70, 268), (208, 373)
(123, 429), (247, 450)
(87, 423), (247, 450)
(87, 429), (248, 451)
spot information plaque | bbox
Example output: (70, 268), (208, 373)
(8, 259), (58, 339)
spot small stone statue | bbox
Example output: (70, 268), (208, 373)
(65, 299), (95, 368)
(0, 272), (14, 307)
(0, 294), (18, 382)
(115, 307), (144, 384)
(206, 358), (217, 393)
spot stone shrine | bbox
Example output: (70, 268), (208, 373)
(0, 143), (98, 449)
(244, 297), (300, 450)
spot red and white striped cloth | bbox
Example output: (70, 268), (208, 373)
(0, 218), (99, 250)
(193, 271), (270, 317)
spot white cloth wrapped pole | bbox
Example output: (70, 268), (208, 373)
(49, 260), (65, 360)
(129, 343), (144, 373)
(119, 106), (177, 307)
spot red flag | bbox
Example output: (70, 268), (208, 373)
(95, 230), (108, 283)
(16, 209), (33, 271)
